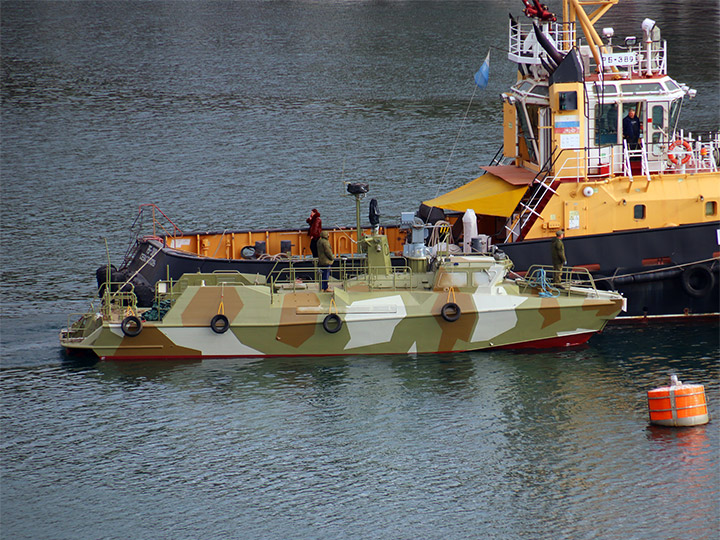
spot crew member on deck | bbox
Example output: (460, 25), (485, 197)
(306, 208), (322, 257)
(317, 231), (334, 292)
(551, 229), (566, 285)
(623, 108), (641, 150)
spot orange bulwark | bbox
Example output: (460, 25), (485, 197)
(165, 226), (408, 260)
(647, 383), (709, 427)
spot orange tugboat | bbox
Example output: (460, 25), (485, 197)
(106, 0), (718, 320)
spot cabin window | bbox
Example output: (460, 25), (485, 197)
(620, 83), (664, 94)
(706, 201), (717, 216)
(669, 98), (683, 136)
(515, 102), (537, 162)
(516, 80), (534, 93)
(651, 106), (664, 129)
(634, 204), (646, 219)
(528, 85), (549, 98)
(665, 80), (680, 91)
(595, 103), (618, 146)
(593, 83), (617, 95)
(558, 91), (577, 110)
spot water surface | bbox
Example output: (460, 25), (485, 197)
(2, 1), (719, 538)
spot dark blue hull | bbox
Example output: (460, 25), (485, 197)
(499, 222), (719, 319)
(116, 222), (719, 319)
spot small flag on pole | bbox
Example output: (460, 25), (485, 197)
(474, 51), (490, 89)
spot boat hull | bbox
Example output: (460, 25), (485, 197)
(63, 281), (624, 360)
(499, 222), (720, 319)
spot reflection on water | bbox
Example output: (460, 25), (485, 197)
(2, 322), (719, 539)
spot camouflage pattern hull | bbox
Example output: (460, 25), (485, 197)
(61, 253), (625, 360)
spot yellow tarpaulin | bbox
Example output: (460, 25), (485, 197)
(423, 173), (527, 217)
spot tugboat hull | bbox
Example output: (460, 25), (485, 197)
(500, 222), (719, 319)
(117, 220), (718, 320)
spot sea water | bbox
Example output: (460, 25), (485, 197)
(2, 1), (719, 538)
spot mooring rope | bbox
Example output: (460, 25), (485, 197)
(525, 268), (560, 298)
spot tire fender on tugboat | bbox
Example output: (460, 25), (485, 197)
(681, 264), (715, 297)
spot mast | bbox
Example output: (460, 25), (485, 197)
(564, 0), (618, 68)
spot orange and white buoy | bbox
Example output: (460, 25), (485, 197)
(647, 375), (710, 427)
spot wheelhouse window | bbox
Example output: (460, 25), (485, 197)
(634, 204), (646, 219)
(515, 102), (537, 162)
(595, 103), (618, 145)
(620, 82), (664, 94)
(669, 98), (683, 137)
(593, 83), (617, 96)
(651, 105), (664, 130)
(527, 85), (549, 98)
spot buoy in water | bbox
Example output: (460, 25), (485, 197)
(647, 374), (709, 427)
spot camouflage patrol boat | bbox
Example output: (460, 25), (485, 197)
(61, 232), (625, 360)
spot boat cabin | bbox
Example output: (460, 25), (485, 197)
(503, 10), (711, 180)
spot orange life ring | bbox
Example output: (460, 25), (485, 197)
(668, 140), (692, 165)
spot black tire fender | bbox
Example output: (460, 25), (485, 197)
(322, 313), (343, 334)
(681, 265), (715, 298)
(240, 246), (256, 259)
(121, 316), (142, 337)
(441, 302), (461, 322)
(210, 314), (230, 334)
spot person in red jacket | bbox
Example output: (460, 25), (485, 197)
(306, 208), (322, 257)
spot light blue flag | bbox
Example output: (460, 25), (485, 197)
(474, 51), (490, 89)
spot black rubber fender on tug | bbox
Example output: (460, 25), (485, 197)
(121, 316), (143, 337)
(132, 282), (155, 308)
(95, 264), (117, 295)
(681, 264), (716, 298)
(440, 302), (461, 322)
(95, 265), (154, 307)
(210, 314), (230, 334)
(322, 313), (343, 334)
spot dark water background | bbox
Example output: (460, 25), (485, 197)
(2, 1), (719, 538)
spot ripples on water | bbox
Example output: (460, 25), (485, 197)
(2, 323), (718, 539)
(1, 0), (719, 538)
(2, 0), (718, 315)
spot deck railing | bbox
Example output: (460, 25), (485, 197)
(517, 265), (598, 297)
(268, 263), (415, 301)
(508, 19), (576, 66)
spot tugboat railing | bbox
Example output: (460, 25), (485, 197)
(503, 131), (720, 244)
(133, 203), (183, 240)
(504, 147), (562, 243)
(591, 40), (668, 78)
(508, 19), (576, 65)
(101, 287), (138, 320)
(622, 139), (652, 183)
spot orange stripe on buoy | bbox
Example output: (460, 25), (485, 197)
(648, 375), (710, 427)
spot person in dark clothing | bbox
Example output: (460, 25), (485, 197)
(551, 229), (566, 285)
(317, 231), (334, 292)
(623, 108), (641, 150)
(306, 208), (322, 257)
